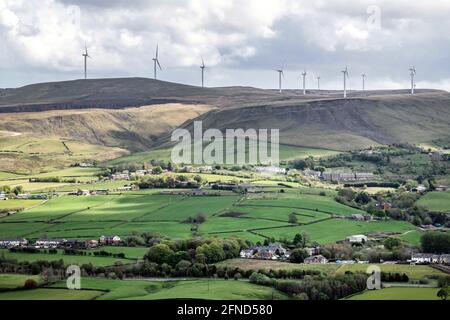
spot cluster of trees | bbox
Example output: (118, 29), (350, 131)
(335, 187), (450, 227)
(0, 185), (24, 196)
(421, 232), (450, 253)
(145, 238), (242, 266)
(183, 213), (207, 224)
(250, 272), (368, 300)
(381, 272), (409, 282)
(136, 175), (201, 189)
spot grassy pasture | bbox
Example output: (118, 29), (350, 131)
(135, 195), (239, 221)
(130, 280), (289, 300)
(0, 288), (104, 300)
(345, 287), (440, 300)
(48, 278), (288, 300)
(0, 222), (51, 238)
(216, 258), (340, 274)
(199, 217), (291, 234)
(415, 191), (450, 213)
(0, 249), (131, 266)
(0, 274), (40, 290)
(110, 143), (341, 166)
(4, 195), (120, 222)
(336, 263), (446, 280)
(232, 205), (330, 223)
(0, 199), (44, 210)
(256, 219), (417, 244)
(241, 194), (365, 216)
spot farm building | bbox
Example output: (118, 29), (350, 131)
(255, 166), (286, 175)
(321, 172), (374, 182)
(239, 244), (289, 261)
(303, 169), (321, 178)
(351, 214), (365, 221)
(304, 246), (320, 256)
(411, 253), (450, 264)
(347, 235), (368, 244)
(99, 235), (121, 245)
(304, 255), (328, 264)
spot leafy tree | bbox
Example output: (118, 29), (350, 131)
(437, 288), (448, 300)
(290, 248), (308, 263)
(337, 188), (356, 202)
(289, 213), (298, 224)
(24, 279), (38, 289)
(384, 237), (401, 250)
(355, 192), (371, 205)
(152, 166), (163, 174)
(421, 232), (450, 253)
(145, 244), (174, 264)
(12, 185), (24, 196)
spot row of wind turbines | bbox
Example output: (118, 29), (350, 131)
(82, 44), (418, 97)
(276, 65), (417, 97)
(82, 44), (207, 87)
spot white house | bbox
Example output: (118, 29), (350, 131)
(347, 235), (368, 244)
(304, 255), (328, 264)
(0, 238), (28, 248)
(35, 238), (67, 248)
(255, 166), (286, 175)
(411, 253), (450, 264)
(99, 235), (121, 245)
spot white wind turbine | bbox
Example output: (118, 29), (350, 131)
(317, 76), (321, 90)
(301, 70), (307, 95)
(82, 43), (92, 80)
(275, 65), (284, 93)
(152, 45), (162, 80)
(200, 57), (206, 88)
(342, 66), (349, 98)
(362, 74), (367, 92)
(409, 66), (416, 94)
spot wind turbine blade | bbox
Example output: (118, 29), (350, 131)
(156, 45), (159, 59)
(157, 59), (162, 70)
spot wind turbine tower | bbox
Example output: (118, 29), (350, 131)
(342, 66), (349, 98)
(362, 74), (366, 92)
(275, 68), (284, 93)
(409, 66), (416, 94)
(82, 43), (92, 80)
(317, 76), (321, 90)
(200, 58), (206, 88)
(301, 70), (307, 95)
(152, 45), (162, 80)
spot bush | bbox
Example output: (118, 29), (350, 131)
(24, 279), (38, 290)
(249, 272), (274, 286)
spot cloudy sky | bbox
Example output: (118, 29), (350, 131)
(1, 0), (450, 90)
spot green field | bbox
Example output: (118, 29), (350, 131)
(416, 191), (450, 213)
(0, 274), (40, 290)
(216, 258), (340, 274)
(109, 143), (341, 166)
(0, 288), (104, 300)
(336, 264), (445, 280)
(0, 188), (419, 244)
(0, 199), (45, 210)
(0, 249), (131, 266)
(240, 194), (366, 216)
(346, 287), (440, 300)
(256, 219), (417, 244)
(49, 278), (288, 300)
